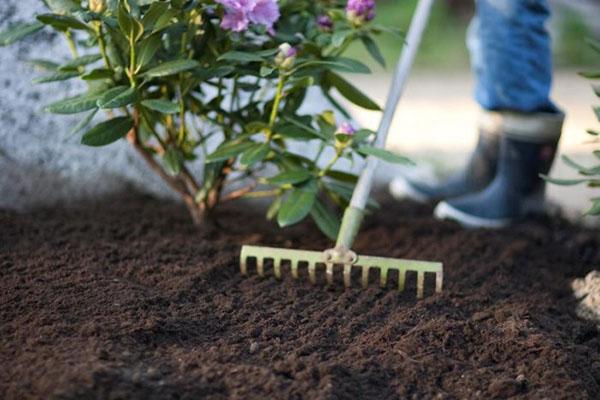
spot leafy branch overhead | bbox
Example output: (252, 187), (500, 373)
(0, 0), (411, 236)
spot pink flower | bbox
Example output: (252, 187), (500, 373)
(216, 0), (280, 32)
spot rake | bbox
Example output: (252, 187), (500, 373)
(240, 0), (442, 298)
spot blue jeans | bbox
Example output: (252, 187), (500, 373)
(468, 0), (558, 113)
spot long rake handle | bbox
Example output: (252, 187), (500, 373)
(336, 0), (435, 249)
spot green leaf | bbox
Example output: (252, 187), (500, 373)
(310, 200), (340, 240)
(540, 175), (588, 186)
(142, 1), (169, 30)
(266, 196), (283, 221)
(81, 116), (133, 147)
(27, 59), (59, 71)
(283, 116), (329, 140)
(0, 22), (44, 46)
(141, 99), (179, 114)
(32, 70), (79, 84)
(268, 169), (313, 186)
(59, 54), (102, 70)
(36, 14), (90, 32)
(579, 71), (600, 79)
(326, 71), (381, 111)
(260, 66), (274, 77)
(194, 65), (235, 81)
(277, 188), (316, 227)
(357, 145), (414, 165)
(142, 59), (200, 78)
(69, 108), (98, 136)
(594, 106), (600, 122)
(240, 143), (270, 166)
(327, 57), (371, 74)
(45, 92), (101, 114)
(361, 36), (385, 68)
(97, 86), (136, 109)
(136, 34), (162, 70)
(353, 128), (375, 143)
(276, 123), (319, 141)
(163, 147), (181, 176)
(586, 198), (600, 216)
(44, 0), (80, 13)
(332, 30), (351, 48)
(81, 68), (114, 80)
(152, 8), (179, 32)
(205, 141), (255, 163)
(218, 51), (264, 63)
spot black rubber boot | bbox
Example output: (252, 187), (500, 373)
(389, 129), (499, 203)
(435, 129), (561, 228)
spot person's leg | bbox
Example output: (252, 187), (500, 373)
(435, 0), (564, 228)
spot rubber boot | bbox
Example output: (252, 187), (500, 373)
(389, 116), (500, 203)
(434, 111), (564, 228)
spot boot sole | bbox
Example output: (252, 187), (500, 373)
(434, 201), (512, 229)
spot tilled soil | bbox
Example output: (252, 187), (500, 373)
(1, 193), (599, 399)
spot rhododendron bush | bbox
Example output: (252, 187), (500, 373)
(0, 0), (407, 237)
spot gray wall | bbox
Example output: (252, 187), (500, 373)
(0, 0), (172, 211)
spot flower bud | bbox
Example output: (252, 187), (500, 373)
(317, 15), (333, 31)
(274, 43), (297, 69)
(335, 122), (356, 147)
(89, 0), (107, 14)
(346, 0), (376, 27)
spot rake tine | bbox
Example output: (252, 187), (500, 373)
(361, 266), (369, 289)
(380, 267), (388, 288)
(257, 257), (265, 277)
(398, 270), (406, 292)
(417, 272), (425, 299)
(241, 257), (248, 275)
(325, 263), (334, 286)
(343, 264), (352, 288)
(436, 271), (443, 293)
(274, 258), (281, 280)
(291, 260), (299, 279)
(308, 262), (316, 285)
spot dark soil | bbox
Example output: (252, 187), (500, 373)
(1, 192), (599, 399)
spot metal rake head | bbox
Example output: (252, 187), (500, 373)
(240, 245), (443, 298)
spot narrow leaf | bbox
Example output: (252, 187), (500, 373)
(0, 22), (44, 46)
(326, 71), (381, 111)
(59, 54), (102, 70)
(540, 174), (588, 186)
(361, 36), (386, 68)
(357, 145), (414, 165)
(97, 86), (136, 109)
(45, 92), (101, 114)
(81, 116), (133, 146)
(277, 188), (316, 227)
(163, 147), (182, 176)
(141, 99), (179, 114)
(142, 59), (200, 78)
(240, 143), (270, 166)
(218, 51), (264, 63)
(310, 200), (340, 240)
(37, 14), (90, 32)
(32, 70), (79, 84)
(205, 141), (255, 163)
(268, 169), (313, 186)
